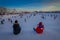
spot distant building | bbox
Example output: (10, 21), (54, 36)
(0, 7), (7, 15)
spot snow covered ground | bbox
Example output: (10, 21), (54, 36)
(0, 13), (60, 40)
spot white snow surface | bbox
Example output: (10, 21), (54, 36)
(0, 13), (60, 40)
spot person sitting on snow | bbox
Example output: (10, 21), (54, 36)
(33, 22), (44, 34)
(13, 20), (21, 35)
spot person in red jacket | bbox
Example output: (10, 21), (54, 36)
(33, 22), (44, 34)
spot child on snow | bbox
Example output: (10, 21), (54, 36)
(1, 20), (4, 24)
(33, 22), (44, 34)
(13, 20), (21, 35)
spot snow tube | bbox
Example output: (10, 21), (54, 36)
(36, 27), (44, 34)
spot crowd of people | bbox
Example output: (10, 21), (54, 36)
(0, 14), (58, 35)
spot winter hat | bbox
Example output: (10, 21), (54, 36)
(15, 20), (18, 23)
(39, 22), (43, 25)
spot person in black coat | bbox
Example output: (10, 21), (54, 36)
(13, 20), (21, 35)
(1, 20), (4, 24)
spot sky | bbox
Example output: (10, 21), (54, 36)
(0, 0), (60, 11)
